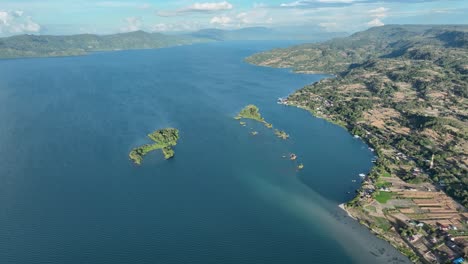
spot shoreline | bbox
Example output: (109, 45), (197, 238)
(338, 203), (357, 220)
(280, 96), (422, 263)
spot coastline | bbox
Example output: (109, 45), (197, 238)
(338, 203), (356, 220)
(284, 99), (422, 263)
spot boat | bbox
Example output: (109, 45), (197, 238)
(277, 97), (287, 105)
(290, 154), (297, 160)
(359, 173), (366, 177)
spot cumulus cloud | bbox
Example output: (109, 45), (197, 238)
(280, 0), (360, 8)
(187, 1), (233, 12)
(120, 17), (142, 32)
(95, 1), (151, 9)
(367, 18), (384, 27)
(208, 8), (273, 28)
(210, 15), (232, 26)
(150, 22), (202, 32)
(369, 7), (388, 18)
(318, 22), (339, 31)
(157, 1), (233, 16)
(366, 7), (387, 27)
(0, 10), (41, 35)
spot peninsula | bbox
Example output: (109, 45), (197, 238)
(129, 128), (179, 165)
(248, 25), (468, 263)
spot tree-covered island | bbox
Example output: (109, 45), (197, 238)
(235, 105), (267, 123)
(129, 128), (179, 165)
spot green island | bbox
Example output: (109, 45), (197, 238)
(274, 129), (289, 140)
(248, 25), (468, 263)
(129, 128), (179, 165)
(236, 105), (267, 123)
(236, 105), (274, 129)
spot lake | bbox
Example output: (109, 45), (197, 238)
(0, 41), (410, 264)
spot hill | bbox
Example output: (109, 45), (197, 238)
(0, 31), (208, 59)
(248, 25), (468, 262)
(190, 27), (346, 41)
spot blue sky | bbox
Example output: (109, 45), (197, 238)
(0, 0), (467, 36)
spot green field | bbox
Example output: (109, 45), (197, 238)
(375, 191), (394, 204)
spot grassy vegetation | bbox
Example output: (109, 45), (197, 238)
(129, 128), (179, 165)
(382, 172), (392, 178)
(365, 205), (377, 213)
(372, 217), (392, 232)
(376, 180), (392, 189)
(375, 191), (394, 204)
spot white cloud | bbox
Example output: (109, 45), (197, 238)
(0, 10), (41, 35)
(95, 1), (151, 9)
(210, 15), (232, 26)
(150, 22), (202, 32)
(318, 22), (338, 31)
(120, 17), (142, 32)
(366, 6), (387, 27)
(368, 7), (388, 18)
(281, 0), (359, 7)
(367, 18), (384, 27)
(157, 1), (233, 16)
(187, 1), (233, 12)
(208, 8), (274, 29)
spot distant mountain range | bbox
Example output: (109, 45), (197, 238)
(189, 27), (344, 41)
(0, 27), (346, 59)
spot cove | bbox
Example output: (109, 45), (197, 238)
(0, 41), (410, 264)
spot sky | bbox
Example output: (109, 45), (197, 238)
(0, 0), (467, 36)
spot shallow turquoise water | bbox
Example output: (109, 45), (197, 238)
(0, 41), (410, 264)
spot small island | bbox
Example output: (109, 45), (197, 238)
(236, 105), (274, 129)
(236, 105), (266, 123)
(129, 128), (179, 165)
(274, 129), (289, 140)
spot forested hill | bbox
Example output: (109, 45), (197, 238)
(247, 25), (468, 207)
(0, 26), (349, 59)
(247, 25), (468, 74)
(0, 31), (207, 59)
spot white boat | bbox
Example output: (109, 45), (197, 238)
(277, 97), (287, 104)
(359, 173), (366, 177)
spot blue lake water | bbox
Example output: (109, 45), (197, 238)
(0, 41), (410, 264)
